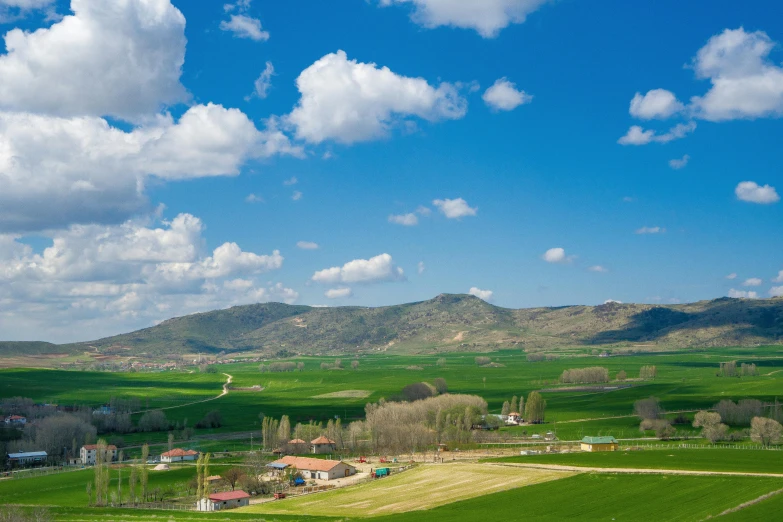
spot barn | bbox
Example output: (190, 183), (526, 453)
(580, 436), (619, 452)
(8, 451), (47, 467)
(269, 456), (357, 481)
(197, 490), (250, 511)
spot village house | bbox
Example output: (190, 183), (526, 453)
(161, 448), (199, 463)
(287, 438), (308, 454)
(506, 412), (521, 425)
(310, 435), (336, 454)
(4, 415), (27, 426)
(80, 444), (118, 465)
(7, 451), (47, 467)
(580, 436), (619, 452)
(197, 490), (250, 511)
(268, 456), (357, 481)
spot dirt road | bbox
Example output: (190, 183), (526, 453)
(130, 373), (232, 414)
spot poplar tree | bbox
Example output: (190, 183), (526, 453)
(202, 453), (211, 498)
(140, 444), (149, 502)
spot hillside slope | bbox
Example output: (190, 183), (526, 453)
(5, 294), (783, 357)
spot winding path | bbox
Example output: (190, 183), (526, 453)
(130, 373), (232, 414)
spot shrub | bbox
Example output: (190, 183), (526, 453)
(196, 410), (223, 429)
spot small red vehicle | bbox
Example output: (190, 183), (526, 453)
(274, 493), (287, 500)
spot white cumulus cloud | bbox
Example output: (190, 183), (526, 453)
(469, 287), (493, 301)
(542, 247), (573, 264)
(325, 287), (352, 299)
(296, 241), (319, 250)
(771, 286), (783, 297)
(0, 103), (301, 232)
(773, 271), (783, 283)
(629, 89), (684, 119)
(618, 122), (696, 145)
(743, 278), (762, 287)
(690, 28), (783, 121)
(726, 273), (738, 280)
(433, 198), (477, 219)
(635, 226), (665, 235)
(220, 14), (269, 41)
(0, 0), (188, 121)
(588, 265), (608, 273)
(379, 0), (552, 38)
(735, 181), (780, 204)
(312, 253), (405, 284)
(0, 213), (292, 341)
(388, 213), (419, 226)
(482, 78), (532, 111)
(728, 288), (759, 299)
(286, 50), (467, 144)
(669, 154), (690, 170)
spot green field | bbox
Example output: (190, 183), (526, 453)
(373, 474), (783, 521)
(486, 447), (783, 473)
(3, 347), (783, 444)
(0, 464), (228, 508)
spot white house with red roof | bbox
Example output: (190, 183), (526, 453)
(268, 456), (357, 481)
(161, 448), (199, 462)
(4, 415), (26, 426)
(197, 490), (250, 511)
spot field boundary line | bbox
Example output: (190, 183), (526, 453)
(492, 462), (783, 478)
(130, 373), (232, 414)
(712, 486), (783, 518)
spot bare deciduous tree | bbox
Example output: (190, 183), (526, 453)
(221, 468), (245, 491)
(634, 397), (661, 420)
(751, 417), (783, 447)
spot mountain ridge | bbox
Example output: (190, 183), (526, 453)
(4, 294), (783, 357)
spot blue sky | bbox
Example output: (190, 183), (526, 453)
(0, 0), (781, 342)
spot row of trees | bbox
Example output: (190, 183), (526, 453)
(639, 365), (658, 380)
(560, 367), (609, 384)
(259, 362), (303, 373)
(693, 410), (783, 446)
(718, 361), (759, 378)
(501, 395), (524, 416)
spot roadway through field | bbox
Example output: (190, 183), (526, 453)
(496, 462), (783, 478)
(129, 373), (232, 414)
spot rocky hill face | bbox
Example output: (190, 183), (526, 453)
(7, 294), (783, 357)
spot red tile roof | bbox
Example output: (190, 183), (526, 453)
(310, 436), (335, 445)
(272, 456), (352, 472)
(82, 444), (117, 450)
(209, 490), (250, 502)
(162, 448), (199, 457)
(288, 439), (306, 444)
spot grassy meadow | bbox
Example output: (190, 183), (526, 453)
(486, 447), (783, 473)
(2, 346), (783, 444)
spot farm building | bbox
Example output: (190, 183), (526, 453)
(4, 415), (27, 425)
(269, 456), (357, 481)
(506, 412), (521, 425)
(80, 444), (118, 465)
(310, 436), (337, 454)
(581, 436), (619, 452)
(197, 490), (250, 511)
(161, 448), (199, 462)
(7, 451), (47, 467)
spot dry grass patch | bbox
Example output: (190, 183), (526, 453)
(241, 462), (573, 517)
(312, 390), (372, 399)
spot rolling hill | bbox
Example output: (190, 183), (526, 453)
(22, 293), (777, 357)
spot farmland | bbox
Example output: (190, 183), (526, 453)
(3, 345), (783, 520)
(373, 474), (783, 522)
(243, 463), (572, 517)
(486, 447), (783, 473)
(3, 346), (783, 439)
